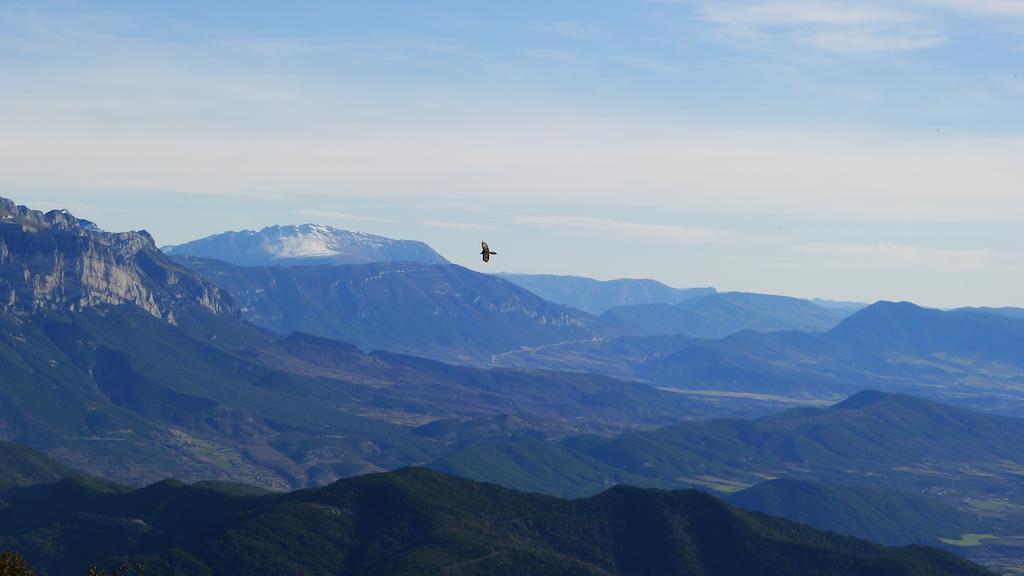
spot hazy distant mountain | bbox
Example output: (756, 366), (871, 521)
(173, 252), (862, 362)
(500, 272), (715, 314)
(828, 301), (1024, 363)
(174, 256), (605, 363)
(498, 301), (1024, 413)
(600, 291), (858, 339)
(1, 298), (703, 489)
(953, 306), (1024, 320)
(0, 467), (988, 576)
(432, 390), (1024, 501)
(1, 198), (701, 489)
(727, 479), (996, 547)
(812, 297), (869, 312)
(639, 302), (1024, 412)
(163, 224), (448, 266)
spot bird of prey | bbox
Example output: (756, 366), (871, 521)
(481, 241), (497, 263)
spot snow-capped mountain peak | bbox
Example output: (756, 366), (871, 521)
(163, 224), (448, 267)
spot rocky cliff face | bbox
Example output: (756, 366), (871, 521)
(0, 197), (231, 321)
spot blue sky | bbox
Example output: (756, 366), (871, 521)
(1, 1), (1022, 307)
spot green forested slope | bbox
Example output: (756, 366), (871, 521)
(0, 468), (992, 576)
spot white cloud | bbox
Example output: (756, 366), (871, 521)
(3, 123), (1022, 225)
(802, 29), (946, 52)
(517, 215), (724, 243)
(793, 243), (1018, 274)
(419, 220), (494, 230)
(0, 5), (1021, 228)
(532, 21), (603, 40)
(699, 2), (910, 28)
(522, 48), (579, 63)
(294, 210), (393, 223)
(697, 1), (946, 53)
(915, 0), (1024, 16)
(2, 5), (1021, 306)
(615, 55), (679, 73)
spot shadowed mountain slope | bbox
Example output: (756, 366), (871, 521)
(1, 197), (700, 490)
(0, 467), (991, 576)
(1, 303), (701, 490)
(727, 479), (998, 547)
(431, 391), (1024, 502)
(173, 256), (861, 365)
(0, 442), (73, 491)
(499, 301), (1024, 414)
(172, 256), (604, 363)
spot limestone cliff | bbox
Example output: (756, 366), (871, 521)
(0, 197), (231, 321)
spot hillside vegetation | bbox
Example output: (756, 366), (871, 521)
(0, 468), (991, 576)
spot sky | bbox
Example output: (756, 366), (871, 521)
(1, 0), (1022, 308)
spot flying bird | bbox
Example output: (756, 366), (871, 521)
(481, 241), (497, 263)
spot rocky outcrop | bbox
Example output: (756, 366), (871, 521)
(0, 197), (231, 321)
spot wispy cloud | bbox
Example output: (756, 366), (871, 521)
(214, 37), (329, 58)
(699, 2), (911, 29)
(517, 215), (723, 243)
(532, 21), (604, 40)
(295, 210), (393, 223)
(803, 29), (945, 52)
(615, 55), (678, 73)
(697, 1), (945, 53)
(522, 48), (579, 63)
(419, 220), (494, 230)
(793, 243), (1017, 273)
(915, 0), (1024, 16)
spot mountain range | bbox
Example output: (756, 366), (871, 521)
(0, 465), (991, 576)
(2, 196), (1023, 573)
(425, 390), (1024, 570)
(1, 197), (710, 489)
(499, 272), (716, 314)
(726, 479), (998, 547)
(170, 256), (604, 364)
(163, 224), (448, 266)
(431, 390), (1024, 505)
(599, 290), (858, 339)
(167, 256), (865, 366)
(0, 299), (705, 489)
(498, 300), (1024, 415)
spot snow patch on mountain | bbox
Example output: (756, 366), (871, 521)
(164, 224), (447, 266)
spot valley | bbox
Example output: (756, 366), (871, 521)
(4, 3), (1020, 573)
(2, 196), (1023, 573)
